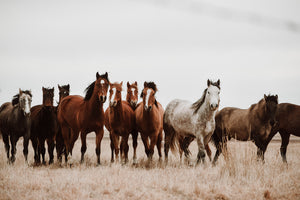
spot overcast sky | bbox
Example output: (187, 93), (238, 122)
(0, 0), (300, 110)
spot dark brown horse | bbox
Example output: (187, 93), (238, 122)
(211, 94), (278, 165)
(135, 82), (164, 161)
(0, 89), (32, 164)
(30, 87), (58, 165)
(57, 72), (109, 165)
(55, 84), (70, 163)
(264, 103), (300, 163)
(104, 82), (135, 164)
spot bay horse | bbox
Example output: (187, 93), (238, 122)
(211, 94), (278, 165)
(126, 81), (139, 163)
(104, 82), (135, 164)
(57, 72), (109, 165)
(30, 87), (58, 165)
(0, 89), (32, 164)
(264, 103), (300, 163)
(55, 84), (70, 163)
(164, 79), (220, 164)
(135, 82), (164, 161)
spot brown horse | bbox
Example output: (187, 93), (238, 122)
(31, 87), (58, 165)
(135, 82), (164, 161)
(264, 103), (300, 163)
(0, 89), (32, 164)
(104, 82), (135, 164)
(57, 72), (109, 165)
(55, 84), (70, 163)
(211, 94), (278, 165)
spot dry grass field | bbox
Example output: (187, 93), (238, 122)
(0, 132), (299, 200)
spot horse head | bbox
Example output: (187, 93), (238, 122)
(206, 79), (220, 111)
(58, 84), (70, 103)
(126, 81), (138, 109)
(96, 72), (109, 103)
(42, 87), (54, 107)
(109, 82), (123, 107)
(18, 89), (32, 116)
(141, 81), (157, 112)
(264, 94), (278, 126)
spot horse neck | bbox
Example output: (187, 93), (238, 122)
(13, 105), (29, 124)
(142, 103), (156, 119)
(86, 92), (103, 114)
(196, 99), (215, 121)
(110, 101), (124, 121)
(251, 100), (267, 122)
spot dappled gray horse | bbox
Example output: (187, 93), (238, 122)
(164, 79), (220, 164)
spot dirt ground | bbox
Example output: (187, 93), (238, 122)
(0, 132), (299, 200)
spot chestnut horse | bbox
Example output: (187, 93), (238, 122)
(31, 87), (58, 165)
(164, 80), (220, 164)
(211, 94), (278, 165)
(264, 103), (300, 163)
(55, 84), (70, 163)
(104, 82), (135, 164)
(135, 82), (164, 161)
(57, 72), (109, 165)
(0, 89), (32, 164)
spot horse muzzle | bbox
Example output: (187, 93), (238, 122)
(210, 104), (219, 111)
(144, 105), (152, 112)
(99, 96), (107, 103)
(110, 101), (117, 107)
(131, 101), (137, 108)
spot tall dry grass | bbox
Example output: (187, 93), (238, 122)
(0, 134), (299, 200)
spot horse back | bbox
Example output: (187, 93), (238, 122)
(276, 103), (300, 136)
(216, 107), (251, 141)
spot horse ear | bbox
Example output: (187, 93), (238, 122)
(96, 72), (100, 79)
(275, 95), (278, 102)
(67, 84), (70, 90)
(19, 88), (22, 95)
(120, 81), (123, 86)
(207, 79), (211, 86)
(140, 90), (144, 98)
(264, 94), (267, 100)
(52, 87), (54, 92)
(42, 87), (45, 92)
(104, 72), (108, 80)
(127, 81), (130, 88)
(217, 79), (220, 86)
(134, 81), (137, 86)
(58, 84), (61, 90)
(144, 81), (147, 88)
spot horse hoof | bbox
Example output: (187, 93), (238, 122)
(133, 158), (138, 165)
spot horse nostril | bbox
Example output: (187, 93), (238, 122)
(149, 106), (152, 110)
(270, 120), (275, 126)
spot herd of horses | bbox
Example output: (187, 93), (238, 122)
(0, 72), (299, 167)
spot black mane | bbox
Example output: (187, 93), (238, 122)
(84, 81), (96, 101)
(145, 82), (157, 92)
(12, 90), (32, 106)
(191, 88), (207, 114)
(265, 94), (278, 104)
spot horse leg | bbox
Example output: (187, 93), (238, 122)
(47, 139), (55, 165)
(10, 135), (18, 164)
(279, 131), (290, 163)
(39, 138), (46, 165)
(23, 132), (30, 164)
(109, 133), (115, 163)
(95, 128), (104, 165)
(80, 131), (87, 164)
(148, 133), (158, 161)
(31, 136), (39, 164)
(196, 136), (206, 165)
(2, 134), (10, 163)
(132, 130), (138, 164)
(156, 131), (163, 162)
(205, 144), (212, 162)
(121, 134), (129, 164)
(110, 133), (120, 163)
(141, 133), (150, 158)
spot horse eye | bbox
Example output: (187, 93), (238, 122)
(208, 92), (210, 95)
(218, 92), (220, 94)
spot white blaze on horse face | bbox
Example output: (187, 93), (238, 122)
(100, 80), (105, 84)
(22, 94), (31, 115)
(207, 85), (220, 110)
(145, 89), (151, 107)
(131, 88), (135, 97)
(110, 88), (116, 104)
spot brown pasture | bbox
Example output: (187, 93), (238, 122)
(0, 132), (299, 200)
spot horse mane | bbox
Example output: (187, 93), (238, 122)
(84, 81), (95, 101)
(191, 88), (207, 114)
(12, 90), (32, 106)
(84, 73), (109, 101)
(140, 81), (157, 98)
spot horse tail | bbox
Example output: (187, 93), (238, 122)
(211, 129), (221, 148)
(163, 119), (178, 153)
